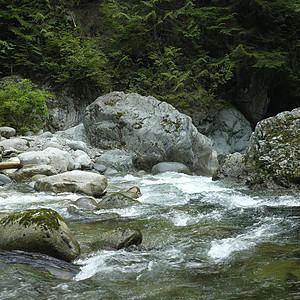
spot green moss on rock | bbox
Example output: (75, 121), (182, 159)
(0, 208), (64, 231)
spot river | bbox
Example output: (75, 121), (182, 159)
(0, 172), (299, 299)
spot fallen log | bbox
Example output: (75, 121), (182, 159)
(0, 161), (22, 170)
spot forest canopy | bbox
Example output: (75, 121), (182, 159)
(0, 0), (299, 112)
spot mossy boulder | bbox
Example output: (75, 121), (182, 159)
(212, 152), (245, 181)
(244, 108), (300, 189)
(91, 227), (142, 250)
(0, 208), (80, 262)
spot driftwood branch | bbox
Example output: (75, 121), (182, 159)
(0, 161), (22, 170)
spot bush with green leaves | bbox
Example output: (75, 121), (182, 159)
(0, 79), (52, 133)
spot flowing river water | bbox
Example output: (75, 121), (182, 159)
(0, 172), (299, 299)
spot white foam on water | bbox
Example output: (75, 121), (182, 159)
(74, 250), (149, 281)
(74, 251), (115, 281)
(171, 209), (222, 227)
(207, 218), (282, 261)
(0, 192), (80, 213)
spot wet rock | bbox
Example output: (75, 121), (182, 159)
(152, 162), (191, 175)
(0, 208), (80, 262)
(91, 227), (142, 250)
(98, 193), (140, 209)
(34, 170), (107, 197)
(121, 186), (142, 199)
(83, 91), (218, 175)
(73, 197), (99, 210)
(0, 174), (12, 185)
(212, 153), (245, 181)
(0, 127), (16, 138)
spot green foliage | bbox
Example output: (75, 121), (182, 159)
(0, 0), (299, 112)
(98, 0), (299, 111)
(0, 79), (52, 133)
(0, 0), (109, 90)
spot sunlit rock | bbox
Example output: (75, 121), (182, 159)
(34, 170), (107, 197)
(83, 92), (218, 175)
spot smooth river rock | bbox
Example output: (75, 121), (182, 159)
(18, 147), (75, 173)
(91, 228), (142, 250)
(34, 170), (107, 197)
(0, 208), (80, 262)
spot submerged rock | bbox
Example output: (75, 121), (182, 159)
(98, 193), (140, 209)
(34, 170), (107, 197)
(73, 197), (99, 210)
(0, 174), (12, 185)
(83, 92), (218, 175)
(0, 208), (80, 262)
(121, 186), (142, 199)
(244, 108), (300, 189)
(91, 227), (142, 250)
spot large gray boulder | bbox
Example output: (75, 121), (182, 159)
(18, 147), (75, 173)
(0, 208), (80, 262)
(34, 170), (107, 197)
(193, 107), (252, 158)
(83, 92), (218, 175)
(95, 149), (134, 172)
(244, 108), (300, 188)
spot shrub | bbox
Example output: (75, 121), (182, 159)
(0, 78), (52, 133)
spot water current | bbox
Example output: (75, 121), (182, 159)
(0, 172), (299, 299)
